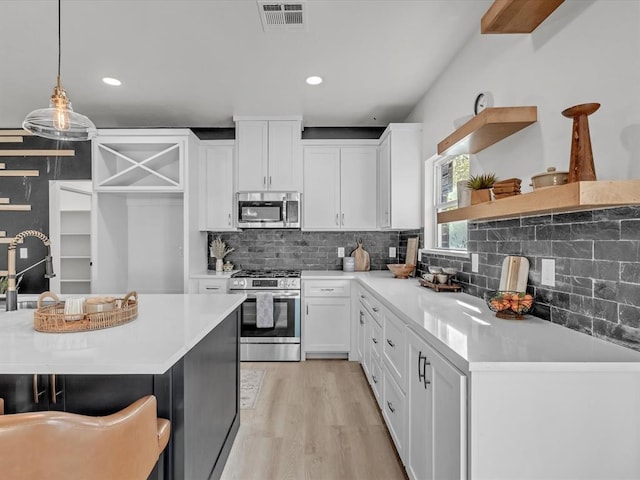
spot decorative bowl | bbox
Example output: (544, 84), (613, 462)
(387, 264), (415, 279)
(442, 267), (458, 275)
(484, 291), (534, 319)
(422, 273), (435, 282)
(428, 266), (443, 274)
(436, 273), (450, 284)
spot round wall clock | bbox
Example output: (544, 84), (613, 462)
(474, 92), (493, 115)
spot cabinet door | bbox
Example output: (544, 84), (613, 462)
(357, 307), (366, 362)
(427, 341), (466, 480)
(406, 329), (434, 480)
(268, 120), (301, 191)
(340, 147), (377, 229)
(303, 147), (341, 229)
(377, 135), (391, 228)
(200, 145), (234, 230)
(304, 297), (351, 352)
(237, 121), (268, 191)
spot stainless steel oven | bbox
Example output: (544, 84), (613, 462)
(230, 270), (301, 361)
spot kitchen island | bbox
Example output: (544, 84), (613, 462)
(0, 293), (246, 480)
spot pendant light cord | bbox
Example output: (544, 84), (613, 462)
(57, 0), (61, 78)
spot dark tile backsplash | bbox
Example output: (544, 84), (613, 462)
(207, 230), (399, 271)
(417, 206), (640, 352)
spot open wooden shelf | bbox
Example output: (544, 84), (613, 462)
(481, 0), (565, 34)
(437, 180), (640, 223)
(437, 107), (537, 156)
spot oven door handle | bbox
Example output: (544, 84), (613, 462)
(233, 290), (301, 299)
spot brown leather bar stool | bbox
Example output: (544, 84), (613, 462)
(0, 395), (170, 480)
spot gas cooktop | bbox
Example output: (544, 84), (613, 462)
(231, 269), (301, 279)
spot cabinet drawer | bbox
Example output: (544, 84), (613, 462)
(358, 289), (382, 325)
(383, 363), (406, 459)
(383, 310), (407, 392)
(370, 354), (383, 408)
(198, 279), (228, 294)
(370, 318), (383, 360)
(304, 280), (351, 297)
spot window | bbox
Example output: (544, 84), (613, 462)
(424, 154), (469, 253)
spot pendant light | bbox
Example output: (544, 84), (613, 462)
(22, 0), (97, 141)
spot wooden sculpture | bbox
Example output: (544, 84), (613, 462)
(561, 103), (600, 182)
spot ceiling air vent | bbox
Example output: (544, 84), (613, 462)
(257, 1), (307, 32)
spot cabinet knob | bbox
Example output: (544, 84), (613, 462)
(386, 339), (395, 348)
(372, 307), (379, 313)
(386, 401), (395, 413)
(372, 337), (378, 344)
(372, 374), (378, 384)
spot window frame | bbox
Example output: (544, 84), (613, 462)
(423, 153), (470, 258)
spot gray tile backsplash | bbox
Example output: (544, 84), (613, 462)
(415, 206), (640, 352)
(207, 230), (399, 271)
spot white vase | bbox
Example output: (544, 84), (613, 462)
(216, 258), (223, 272)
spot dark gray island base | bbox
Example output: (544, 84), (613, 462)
(0, 308), (240, 480)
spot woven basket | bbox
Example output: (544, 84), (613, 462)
(33, 291), (138, 333)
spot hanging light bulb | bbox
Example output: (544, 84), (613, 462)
(22, 0), (96, 141)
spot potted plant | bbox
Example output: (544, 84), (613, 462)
(467, 173), (497, 205)
(209, 236), (234, 272)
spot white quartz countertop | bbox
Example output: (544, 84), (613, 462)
(0, 293), (245, 375)
(303, 270), (640, 372)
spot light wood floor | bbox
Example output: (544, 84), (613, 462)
(221, 360), (407, 480)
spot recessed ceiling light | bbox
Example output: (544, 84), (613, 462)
(102, 77), (122, 86)
(305, 76), (323, 85)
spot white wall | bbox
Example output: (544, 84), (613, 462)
(406, 0), (640, 188)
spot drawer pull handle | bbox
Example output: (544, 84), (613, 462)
(387, 339), (395, 348)
(359, 311), (364, 325)
(372, 337), (378, 344)
(32, 374), (39, 404)
(372, 307), (379, 313)
(320, 288), (334, 292)
(360, 294), (365, 299)
(205, 287), (220, 290)
(335, 213), (339, 226)
(424, 379), (431, 390)
(387, 401), (395, 413)
(372, 374), (378, 384)
(418, 351), (426, 382)
(228, 213), (231, 226)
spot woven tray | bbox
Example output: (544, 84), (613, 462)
(33, 291), (138, 333)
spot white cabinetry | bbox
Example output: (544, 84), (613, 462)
(198, 278), (229, 294)
(49, 181), (92, 295)
(92, 129), (194, 295)
(235, 119), (301, 192)
(303, 145), (377, 230)
(92, 131), (185, 191)
(377, 123), (422, 229)
(303, 280), (351, 357)
(406, 327), (467, 480)
(198, 141), (235, 231)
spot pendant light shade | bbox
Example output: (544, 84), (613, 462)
(22, 0), (96, 141)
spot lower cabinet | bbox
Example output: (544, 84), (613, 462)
(382, 363), (407, 460)
(0, 309), (241, 480)
(198, 278), (229, 294)
(405, 327), (467, 480)
(303, 280), (351, 355)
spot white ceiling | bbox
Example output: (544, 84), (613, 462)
(0, 0), (492, 129)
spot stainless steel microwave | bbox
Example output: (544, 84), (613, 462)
(237, 192), (300, 229)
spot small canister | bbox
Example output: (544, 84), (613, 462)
(343, 257), (355, 272)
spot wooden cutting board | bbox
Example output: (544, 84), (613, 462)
(499, 256), (530, 292)
(351, 239), (370, 271)
(406, 237), (419, 277)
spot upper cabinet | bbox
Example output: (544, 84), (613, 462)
(235, 118), (302, 192)
(481, 0), (565, 34)
(437, 107), (537, 156)
(199, 141), (235, 231)
(303, 144), (377, 230)
(377, 124), (423, 230)
(92, 129), (190, 192)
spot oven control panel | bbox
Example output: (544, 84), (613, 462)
(230, 278), (300, 290)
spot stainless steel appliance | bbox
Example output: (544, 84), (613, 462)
(237, 192), (300, 229)
(230, 269), (301, 361)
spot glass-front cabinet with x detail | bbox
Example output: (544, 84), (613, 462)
(92, 130), (188, 192)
